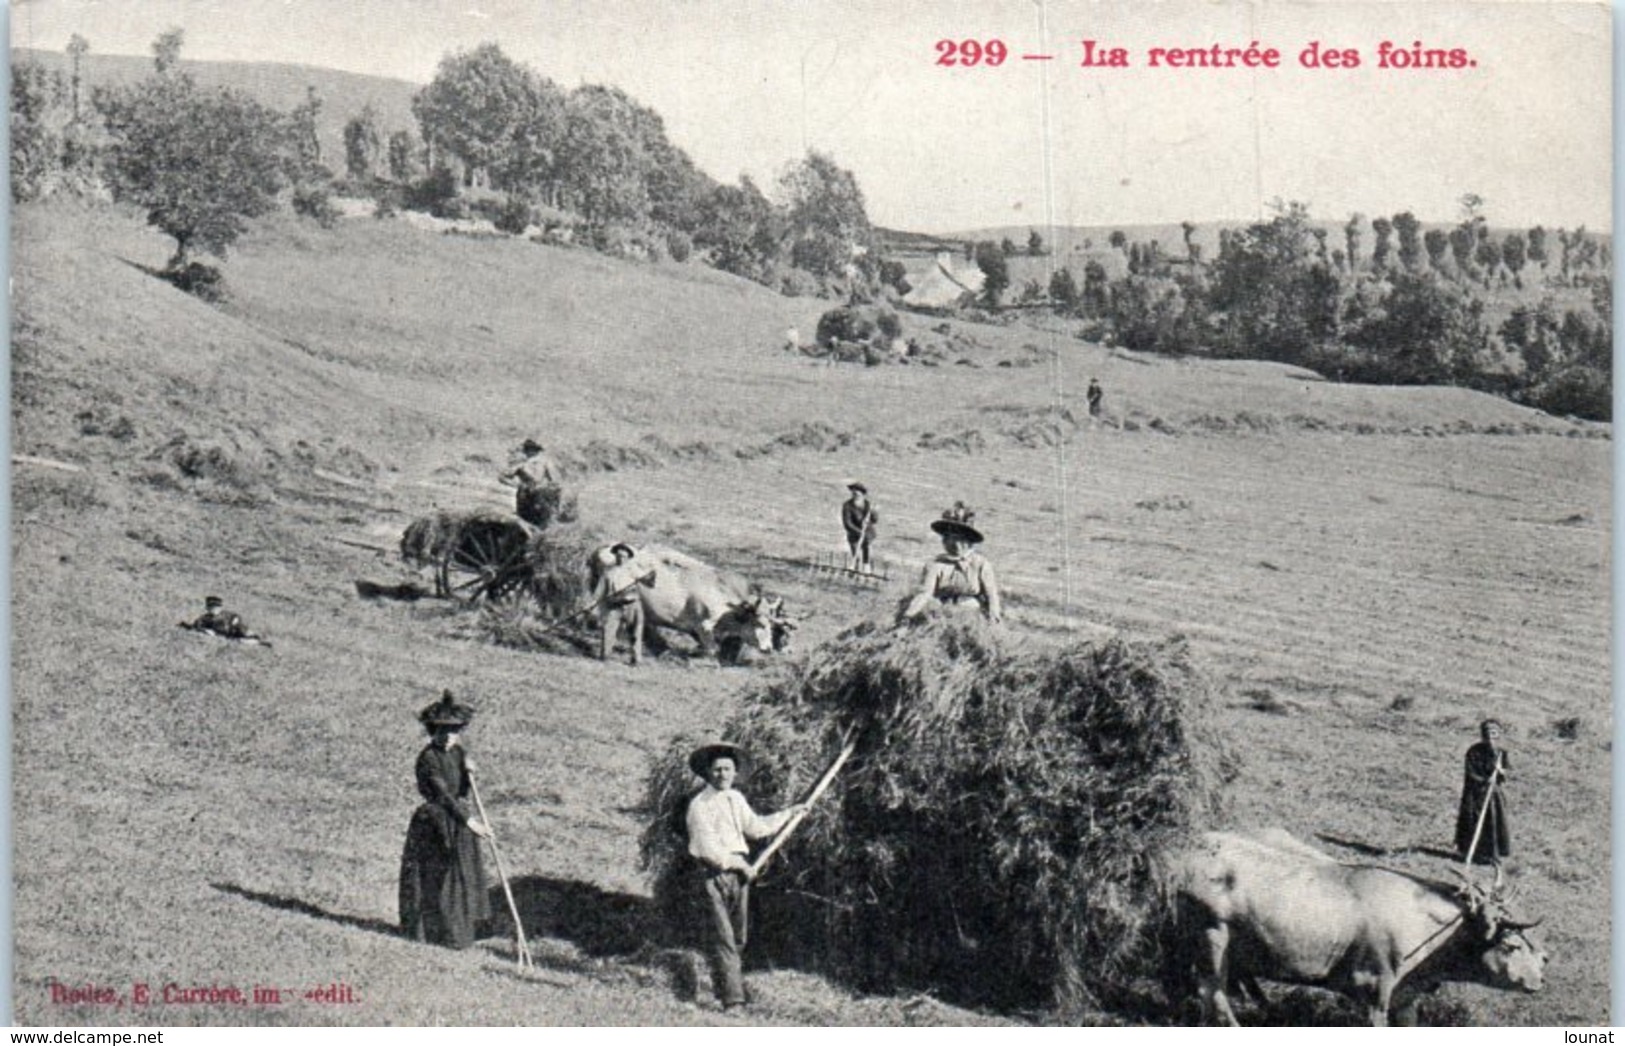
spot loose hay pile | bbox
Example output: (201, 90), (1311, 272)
(639, 616), (1232, 1016)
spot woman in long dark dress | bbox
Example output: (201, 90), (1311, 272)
(1455, 718), (1511, 865)
(400, 691), (492, 948)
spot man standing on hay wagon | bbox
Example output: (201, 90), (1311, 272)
(684, 742), (807, 1012)
(898, 504), (1003, 624)
(400, 691), (492, 950)
(594, 542), (647, 665)
(841, 482), (878, 574)
(499, 438), (564, 529)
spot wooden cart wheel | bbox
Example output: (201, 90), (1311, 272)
(439, 521), (534, 603)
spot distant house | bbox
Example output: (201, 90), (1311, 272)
(902, 252), (986, 309)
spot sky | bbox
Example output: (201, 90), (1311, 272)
(7, 0), (1613, 233)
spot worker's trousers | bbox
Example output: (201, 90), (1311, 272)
(700, 868), (750, 1007)
(600, 601), (643, 665)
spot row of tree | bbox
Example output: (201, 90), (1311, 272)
(1021, 202), (1612, 420)
(13, 34), (883, 297)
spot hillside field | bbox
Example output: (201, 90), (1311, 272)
(10, 199), (1611, 1026)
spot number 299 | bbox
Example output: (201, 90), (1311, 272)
(935, 39), (1008, 67)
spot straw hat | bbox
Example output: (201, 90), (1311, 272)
(688, 741), (745, 777)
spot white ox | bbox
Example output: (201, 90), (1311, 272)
(586, 544), (792, 663)
(1162, 829), (1547, 1026)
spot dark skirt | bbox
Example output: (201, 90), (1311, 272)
(1455, 780), (1511, 863)
(399, 804), (492, 948)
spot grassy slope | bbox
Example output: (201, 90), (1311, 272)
(10, 200), (1610, 1026)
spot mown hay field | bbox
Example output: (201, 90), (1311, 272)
(10, 200), (1610, 1025)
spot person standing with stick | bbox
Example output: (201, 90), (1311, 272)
(1455, 718), (1512, 866)
(683, 742), (807, 1012)
(841, 483), (878, 574)
(400, 691), (492, 949)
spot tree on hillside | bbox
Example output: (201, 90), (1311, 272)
(287, 85), (325, 178)
(778, 150), (875, 282)
(1348, 272), (1493, 386)
(1081, 260), (1110, 316)
(1370, 216), (1393, 272)
(1209, 201), (1340, 363)
(387, 129), (420, 183)
(413, 43), (538, 189)
(1181, 220), (1197, 261)
(11, 63), (64, 201)
(555, 84), (650, 226)
(500, 74), (568, 202)
(693, 175), (787, 285)
(343, 103), (384, 182)
(1000, 236), (1018, 257)
(974, 240), (1009, 307)
(1392, 212), (1422, 271)
(66, 34), (89, 122)
(1526, 225), (1548, 269)
(1343, 214), (1362, 272)
(1027, 229), (1046, 256)
(1474, 237), (1503, 288)
(1108, 229), (1127, 251)
(1423, 228), (1449, 273)
(152, 28), (184, 75)
(1501, 232), (1527, 289)
(95, 32), (287, 270)
(1447, 225), (1477, 282)
(1048, 267), (1079, 312)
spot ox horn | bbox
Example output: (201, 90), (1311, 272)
(1499, 916), (1544, 932)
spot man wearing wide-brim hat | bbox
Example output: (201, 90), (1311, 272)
(684, 741), (807, 1011)
(499, 438), (564, 529)
(897, 503), (1003, 624)
(594, 543), (648, 665)
(841, 482), (879, 574)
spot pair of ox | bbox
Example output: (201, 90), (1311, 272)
(1163, 829), (1547, 1026)
(587, 544), (793, 664)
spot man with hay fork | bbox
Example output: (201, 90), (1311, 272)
(897, 503), (1003, 624)
(684, 741), (807, 1011)
(499, 437), (564, 529)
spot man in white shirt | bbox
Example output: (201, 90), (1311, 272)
(593, 543), (647, 665)
(684, 742), (806, 1011)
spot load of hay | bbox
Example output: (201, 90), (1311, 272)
(638, 616), (1231, 1016)
(399, 507), (596, 621)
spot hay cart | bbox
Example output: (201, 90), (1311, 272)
(436, 514), (549, 603)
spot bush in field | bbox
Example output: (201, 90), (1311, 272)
(493, 195), (534, 235)
(291, 181), (339, 228)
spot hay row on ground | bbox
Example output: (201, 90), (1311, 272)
(639, 614), (1233, 1017)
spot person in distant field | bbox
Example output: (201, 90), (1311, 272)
(684, 742), (807, 1012)
(1455, 718), (1512, 866)
(400, 691), (492, 949)
(181, 595), (249, 640)
(594, 543), (648, 665)
(898, 503), (1003, 624)
(841, 482), (879, 574)
(1086, 378), (1104, 418)
(500, 438), (564, 528)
